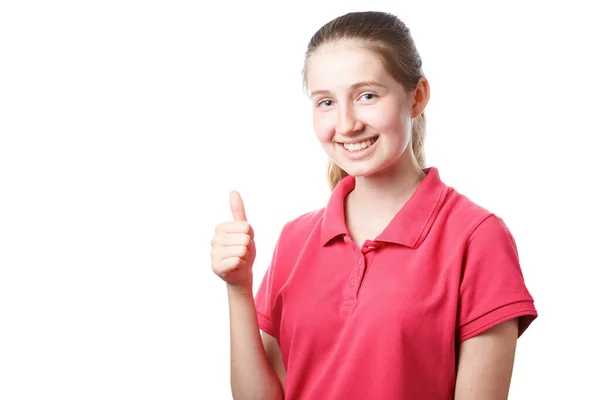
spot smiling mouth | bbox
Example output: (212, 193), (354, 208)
(339, 136), (379, 152)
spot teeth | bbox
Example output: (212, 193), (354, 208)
(343, 138), (376, 152)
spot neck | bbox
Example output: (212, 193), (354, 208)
(349, 153), (426, 213)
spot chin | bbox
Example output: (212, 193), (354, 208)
(338, 152), (407, 178)
(337, 161), (385, 178)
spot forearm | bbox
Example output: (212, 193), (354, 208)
(227, 284), (284, 400)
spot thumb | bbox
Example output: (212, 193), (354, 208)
(229, 190), (247, 221)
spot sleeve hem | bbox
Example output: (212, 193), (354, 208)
(257, 311), (276, 338)
(458, 301), (538, 342)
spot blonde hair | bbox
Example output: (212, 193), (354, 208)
(303, 11), (428, 190)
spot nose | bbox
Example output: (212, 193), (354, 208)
(336, 105), (364, 136)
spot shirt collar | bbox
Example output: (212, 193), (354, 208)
(319, 167), (450, 248)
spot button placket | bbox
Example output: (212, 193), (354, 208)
(356, 242), (382, 296)
(341, 238), (384, 314)
(351, 254), (366, 296)
(342, 235), (365, 306)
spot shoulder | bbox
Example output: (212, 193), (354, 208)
(277, 207), (325, 247)
(441, 186), (513, 243)
(262, 208), (326, 289)
(440, 187), (521, 272)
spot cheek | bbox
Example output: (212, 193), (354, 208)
(312, 112), (336, 143)
(373, 106), (411, 139)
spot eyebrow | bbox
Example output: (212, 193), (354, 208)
(309, 80), (386, 98)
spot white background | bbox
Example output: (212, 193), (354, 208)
(1, 0), (599, 399)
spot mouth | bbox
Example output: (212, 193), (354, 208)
(338, 136), (379, 152)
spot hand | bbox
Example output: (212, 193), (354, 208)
(211, 191), (256, 289)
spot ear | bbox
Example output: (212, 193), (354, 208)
(411, 76), (430, 118)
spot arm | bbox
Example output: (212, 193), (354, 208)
(227, 285), (284, 400)
(262, 331), (287, 394)
(212, 192), (285, 400)
(454, 318), (519, 400)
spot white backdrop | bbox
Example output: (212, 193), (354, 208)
(1, 0), (599, 399)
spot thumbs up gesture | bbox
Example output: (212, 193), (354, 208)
(211, 191), (257, 289)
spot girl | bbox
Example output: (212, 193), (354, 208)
(211, 11), (537, 400)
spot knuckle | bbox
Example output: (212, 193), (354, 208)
(214, 260), (232, 273)
(211, 261), (222, 273)
(240, 222), (251, 234)
(223, 258), (239, 271)
(215, 222), (230, 234)
(242, 234), (251, 246)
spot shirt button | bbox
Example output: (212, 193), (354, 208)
(358, 258), (363, 265)
(351, 279), (357, 286)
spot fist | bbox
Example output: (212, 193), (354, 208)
(210, 190), (256, 289)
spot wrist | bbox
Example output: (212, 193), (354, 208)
(226, 281), (253, 296)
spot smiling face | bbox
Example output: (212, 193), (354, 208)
(306, 39), (416, 178)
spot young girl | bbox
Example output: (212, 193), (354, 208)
(211, 11), (537, 400)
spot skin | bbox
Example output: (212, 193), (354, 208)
(306, 39), (520, 399)
(306, 39), (430, 247)
(211, 192), (284, 399)
(212, 38), (520, 399)
(454, 319), (519, 399)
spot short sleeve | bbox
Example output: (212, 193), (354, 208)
(254, 260), (277, 338)
(254, 228), (287, 339)
(457, 214), (538, 342)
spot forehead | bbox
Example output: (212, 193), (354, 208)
(306, 40), (393, 91)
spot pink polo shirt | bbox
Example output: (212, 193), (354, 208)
(254, 167), (537, 399)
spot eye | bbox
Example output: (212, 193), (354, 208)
(360, 93), (377, 101)
(317, 99), (333, 108)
